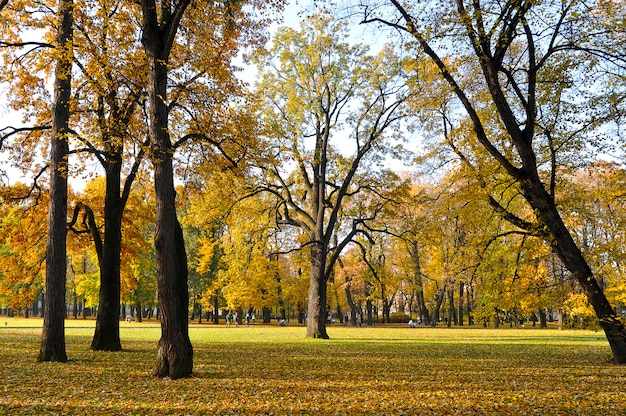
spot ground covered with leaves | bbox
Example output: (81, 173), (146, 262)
(1, 318), (624, 415)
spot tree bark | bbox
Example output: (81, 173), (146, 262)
(306, 242), (329, 338)
(141, 0), (193, 379)
(91, 172), (122, 350)
(38, 0), (73, 363)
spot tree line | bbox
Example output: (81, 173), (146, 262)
(1, 0), (625, 378)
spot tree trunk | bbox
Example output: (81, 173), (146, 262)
(521, 179), (626, 363)
(466, 285), (474, 326)
(458, 281), (464, 326)
(38, 0), (73, 363)
(136, 303), (143, 323)
(91, 181), (122, 351)
(343, 277), (358, 326)
(431, 285), (446, 328)
(410, 241), (430, 325)
(32, 295), (39, 317)
(72, 292), (78, 319)
(306, 242), (329, 338)
(212, 296), (219, 324)
(141, 0), (193, 378)
(153, 218), (193, 379)
(447, 287), (454, 327)
(539, 310), (547, 328)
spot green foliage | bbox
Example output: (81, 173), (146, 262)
(1, 321), (624, 414)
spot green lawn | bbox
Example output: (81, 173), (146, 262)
(1, 317), (624, 415)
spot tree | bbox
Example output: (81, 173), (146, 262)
(254, 13), (411, 338)
(139, 0), (193, 379)
(361, 0), (626, 361)
(1, 0), (149, 350)
(38, 0), (74, 363)
(139, 0), (282, 375)
(69, 0), (148, 351)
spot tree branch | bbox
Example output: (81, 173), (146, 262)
(67, 202), (103, 264)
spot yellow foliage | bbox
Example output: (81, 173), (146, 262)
(564, 293), (595, 319)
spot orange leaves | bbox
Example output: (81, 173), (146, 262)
(2, 325), (626, 414)
(0, 184), (48, 309)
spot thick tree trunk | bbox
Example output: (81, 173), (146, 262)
(38, 0), (73, 363)
(417, 290), (429, 326)
(306, 243), (329, 338)
(142, 3), (193, 378)
(91, 178), (122, 351)
(153, 215), (193, 379)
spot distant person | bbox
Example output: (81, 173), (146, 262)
(226, 311), (232, 328)
(409, 319), (416, 328)
(245, 313), (251, 327)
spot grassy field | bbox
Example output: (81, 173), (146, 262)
(1, 317), (625, 415)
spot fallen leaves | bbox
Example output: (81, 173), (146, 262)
(0, 323), (625, 415)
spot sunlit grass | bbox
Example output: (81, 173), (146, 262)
(1, 316), (624, 414)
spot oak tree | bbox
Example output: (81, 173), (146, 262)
(361, 0), (626, 361)
(38, 0), (74, 363)
(254, 13), (412, 338)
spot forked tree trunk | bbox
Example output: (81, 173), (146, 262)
(38, 0), (73, 363)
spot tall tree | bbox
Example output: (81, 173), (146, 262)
(361, 0), (626, 361)
(38, 0), (74, 362)
(70, 0), (148, 351)
(254, 13), (411, 338)
(139, 0), (193, 379)
(138, 0), (280, 375)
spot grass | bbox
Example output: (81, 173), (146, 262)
(1, 317), (625, 415)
